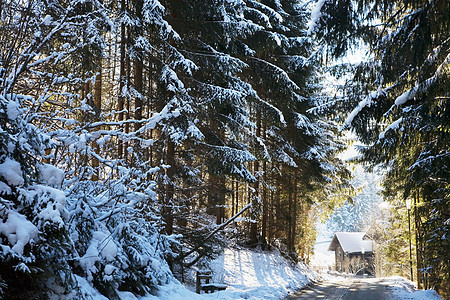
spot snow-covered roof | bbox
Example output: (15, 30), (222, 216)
(328, 232), (373, 253)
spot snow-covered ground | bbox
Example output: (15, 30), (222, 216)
(383, 277), (442, 300)
(138, 247), (318, 300)
(76, 246), (442, 300)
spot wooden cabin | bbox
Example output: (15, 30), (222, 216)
(328, 232), (375, 275)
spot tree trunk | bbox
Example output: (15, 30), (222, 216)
(219, 176), (226, 223)
(231, 180), (235, 217)
(268, 167), (274, 244)
(414, 190), (423, 289)
(124, 43), (131, 162)
(164, 141), (175, 235)
(287, 175), (292, 250)
(207, 117), (227, 225)
(91, 65), (102, 181)
(208, 173), (223, 225)
(118, 0), (126, 160)
(235, 181), (239, 215)
(90, 0), (105, 180)
(291, 177), (297, 252)
(275, 168), (282, 239)
(261, 123), (267, 245)
(134, 0), (143, 135)
(134, 59), (143, 129)
(249, 110), (261, 245)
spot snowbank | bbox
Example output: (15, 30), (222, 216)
(146, 247), (318, 300)
(383, 277), (442, 300)
(65, 247), (318, 299)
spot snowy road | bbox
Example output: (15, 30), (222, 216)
(285, 277), (418, 300)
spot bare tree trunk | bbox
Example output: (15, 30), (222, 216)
(268, 165), (274, 244)
(249, 110), (261, 245)
(287, 175), (292, 250)
(261, 123), (267, 245)
(134, 0), (143, 138)
(118, 0), (126, 159)
(134, 60), (143, 125)
(91, 0), (104, 180)
(231, 180), (235, 217)
(208, 173), (223, 225)
(147, 58), (155, 169)
(267, 176), (275, 244)
(91, 64), (102, 181)
(164, 141), (175, 234)
(414, 190), (422, 289)
(235, 181), (239, 215)
(207, 116), (227, 225)
(291, 176), (297, 252)
(275, 168), (282, 239)
(124, 42), (131, 162)
(219, 176), (226, 223)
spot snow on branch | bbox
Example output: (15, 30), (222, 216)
(245, 0), (283, 24)
(343, 90), (379, 127)
(394, 52), (450, 107)
(0, 210), (39, 256)
(274, 148), (298, 168)
(425, 37), (450, 65)
(197, 81), (246, 106)
(346, 46), (449, 129)
(249, 56), (302, 92)
(142, 0), (181, 40)
(307, 0), (326, 36)
(245, 7), (273, 28)
(5, 11), (70, 94)
(407, 151), (450, 172)
(378, 117), (403, 140)
(294, 112), (318, 134)
(250, 93), (286, 125)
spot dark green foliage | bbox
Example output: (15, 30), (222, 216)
(314, 0), (357, 59)
(314, 0), (449, 295)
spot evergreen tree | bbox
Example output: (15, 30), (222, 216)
(0, 0), (108, 297)
(239, 0), (350, 254)
(312, 0), (449, 294)
(0, 0), (179, 297)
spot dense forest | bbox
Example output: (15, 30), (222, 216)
(0, 0), (448, 299)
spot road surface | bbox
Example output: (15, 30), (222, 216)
(285, 277), (397, 300)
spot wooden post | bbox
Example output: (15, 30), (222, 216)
(195, 271), (201, 294)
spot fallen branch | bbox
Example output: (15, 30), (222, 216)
(180, 202), (252, 267)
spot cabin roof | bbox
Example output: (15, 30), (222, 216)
(328, 232), (373, 253)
